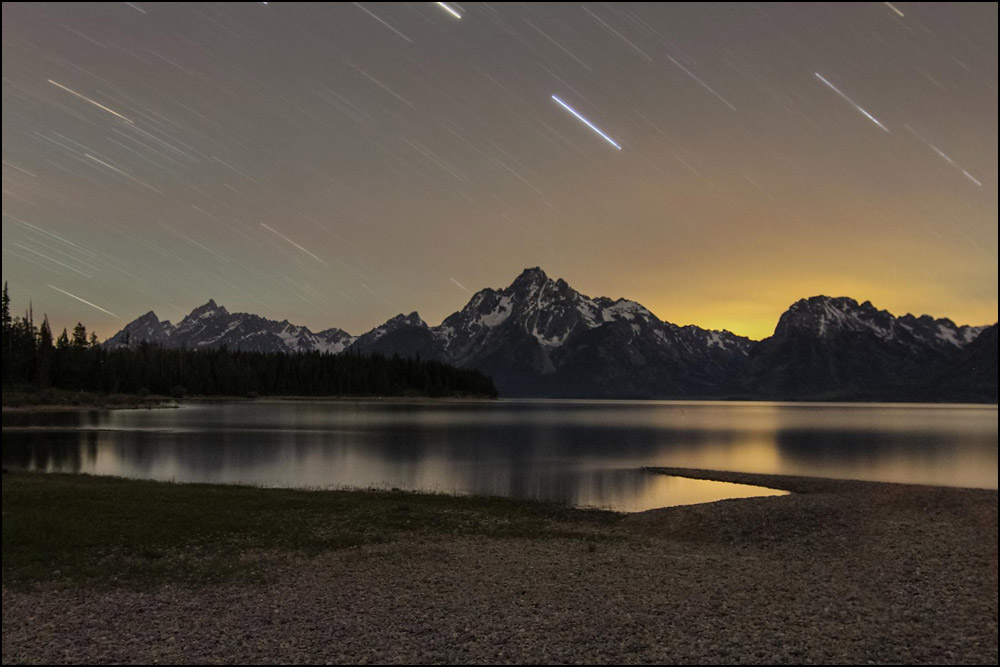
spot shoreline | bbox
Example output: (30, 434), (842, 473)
(5, 394), (998, 413)
(1, 389), (180, 413)
(642, 465), (1000, 493)
(1, 402), (179, 413)
(1, 394), (500, 412)
(3, 469), (996, 664)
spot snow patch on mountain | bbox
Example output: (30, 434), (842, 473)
(480, 294), (513, 328)
(779, 296), (987, 356)
(598, 298), (653, 323)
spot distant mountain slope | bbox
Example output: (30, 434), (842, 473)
(105, 269), (996, 402)
(909, 323), (998, 403)
(738, 296), (988, 400)
(349, 312), (443, 362)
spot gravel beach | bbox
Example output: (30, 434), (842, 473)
(3, 468), (997, 665)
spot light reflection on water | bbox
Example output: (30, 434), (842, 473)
(3, 400), (996, 511)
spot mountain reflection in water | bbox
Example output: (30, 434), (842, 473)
(3, 400), (995, 511)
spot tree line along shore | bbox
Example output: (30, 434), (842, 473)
(1, 284), (498, 401)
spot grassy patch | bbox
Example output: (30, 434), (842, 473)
(2, 387), (173, 409)
(2, 472), (621, 590)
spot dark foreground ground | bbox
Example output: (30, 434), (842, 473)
(2, 469), (997, 664)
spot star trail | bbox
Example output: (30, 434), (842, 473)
(551, 95), (622, 150)
(2, 3), (996, 340)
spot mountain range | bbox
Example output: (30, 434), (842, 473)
(105, 268), (997, 403)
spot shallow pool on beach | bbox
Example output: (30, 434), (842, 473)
(3, 399), (996, 511)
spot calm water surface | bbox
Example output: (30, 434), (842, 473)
(3, 400), (996, 511)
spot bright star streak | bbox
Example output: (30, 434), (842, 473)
(814, 73), (889, 132)
(260, 223), (327, 264)
(436, 2), (462, 19)
(48, 80), (134, 124)
(551, 95), (622, 150)
(905, 125), (983, 187)
(48, 285), (120, 318)
(884, 2), (905, 17)
(927, 147), (982, 187)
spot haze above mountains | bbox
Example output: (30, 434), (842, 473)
(106, 268), (998, 403)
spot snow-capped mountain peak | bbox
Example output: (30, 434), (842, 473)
(509, 266), (548, 290)
(106, 300), (354, 354)
(778, 295), (985, 352)
(186, 299), (229, 321)
(103, 310), (174, 348)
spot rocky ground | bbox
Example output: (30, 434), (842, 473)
(3, 469), (997, 664)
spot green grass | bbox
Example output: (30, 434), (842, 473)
(2, 472), (622, 590)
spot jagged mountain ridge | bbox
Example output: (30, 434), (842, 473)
(426, 267), (754, 396)
(775, 295), (983, 350)
(105, 268), (996, 401)
(338, 268), (754, 396)
(740, 295), (989, 400)
(105, 298), (354, 355)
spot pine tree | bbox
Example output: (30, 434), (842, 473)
(72, 322), (88, 349)
(37, 316), (54, 387)
(38, 316), (54, 351)
(1, 282), (11, 383)
(1, 282), (10, 340)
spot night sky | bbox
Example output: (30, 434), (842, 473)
(2, 2), (996, 341)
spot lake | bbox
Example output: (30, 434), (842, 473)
(3, 399), (996, 511)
